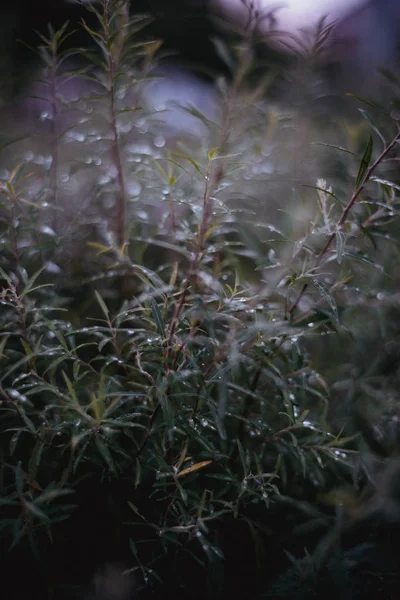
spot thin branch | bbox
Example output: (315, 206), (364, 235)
(288, 127), (400, 317)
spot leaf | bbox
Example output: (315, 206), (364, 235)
(95, 290), (109, 318)
(149, 297), (164, 337)
(343, 251), (385, 273)
(355, 135), (373, 188)
(20, 339), (33, 357)
(370, 177), (400, 192)
(45, 320), (69, 351)
(176, 153), (205, 178)
(358, 109), (386, 148)
(236, 439), (247, 476)
(28, 439), (44, 483)
(95, 437), (116, 473)
(62, 371), (79, 405)
(134, 459), (141, 489)
(8, 163), (26, 185)
(169, 261), (178, 288)
(117, 106), (142, 114)
(24, 501), (51, 522)
(211, 38), (236, 72)
(312, 279), (339, 322)
(217, 376), (228, 441)
(346, 93), (388, 115)
(152, 159), (168, 181)
(359, 225), (377, 249)
(0, 267), (13, 285)
(208, 147), (219, 160)
(127, 501), (147, 522)
(18, 405), (37, 434)
(312, 142), (360, 159)
(177, 461), (212, 478)
(335, 230), (346, 264)
(15, 461), (24, 494)
(9, 430), (24, 456)
(176, 438), (189, 471)
(87, 242), (113, 255)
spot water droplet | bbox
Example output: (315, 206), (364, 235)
(66, 131), (86, 142)
(127, 181), (142, 196)
(45, 261), (62, 273)
(154, 135), (165, 148)
(127, 143), (154, 156)
(118, 122), (133, 134)
(9, 389), (28, 403)
(136, 119), (148, 134)
(40, 225), (56, 236)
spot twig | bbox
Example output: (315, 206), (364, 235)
(288, 127), (400, 317)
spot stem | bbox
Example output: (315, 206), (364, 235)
(166, 24), (256, 366)
(104, 0), (129, 247)
(49, 47), (60, 233)
(288, 127), (400, 317)
(110, 89), (127, 247)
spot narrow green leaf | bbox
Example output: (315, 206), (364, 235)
(211, 38), (236, 72)
(20, 339), (33, 357)
(355, 135), (373, 188)
(149, 297), (164, 337)
(312, 143), (360, 159)
(95, 290), (109, 318)
(0, 267), (12, 285)
(24, 501), (50, 522)
(95, 437), (116, 473)
(208, 147), (219, 160)
(135, 459), (141, 489)
(62, 371), (79, 405)
(359, 226), (377, 249)
(358, 109), (386, 148)
(9, 430), (24, 456)
(20, 267), (47, 297)
(15, 462), (24, 494)
(237, 439), (247, 476)
(28, 439), (44, 483)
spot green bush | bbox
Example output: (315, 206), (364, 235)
(1, 2), (400, 599)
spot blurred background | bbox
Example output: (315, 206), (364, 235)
(0, 0), (399, 132)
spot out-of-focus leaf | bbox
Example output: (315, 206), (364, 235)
(355, 135), (373, 188)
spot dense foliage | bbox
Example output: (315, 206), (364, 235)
(1, 2), (400, 598)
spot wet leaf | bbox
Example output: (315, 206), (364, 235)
(355, 134), (373, 188)
(177, 460), (212, 478)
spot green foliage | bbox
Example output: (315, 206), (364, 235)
(1, 2), (400, 599)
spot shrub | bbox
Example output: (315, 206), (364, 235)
(1, 2), (400, 599)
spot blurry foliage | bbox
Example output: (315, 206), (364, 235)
(1, 1), (400, 599)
